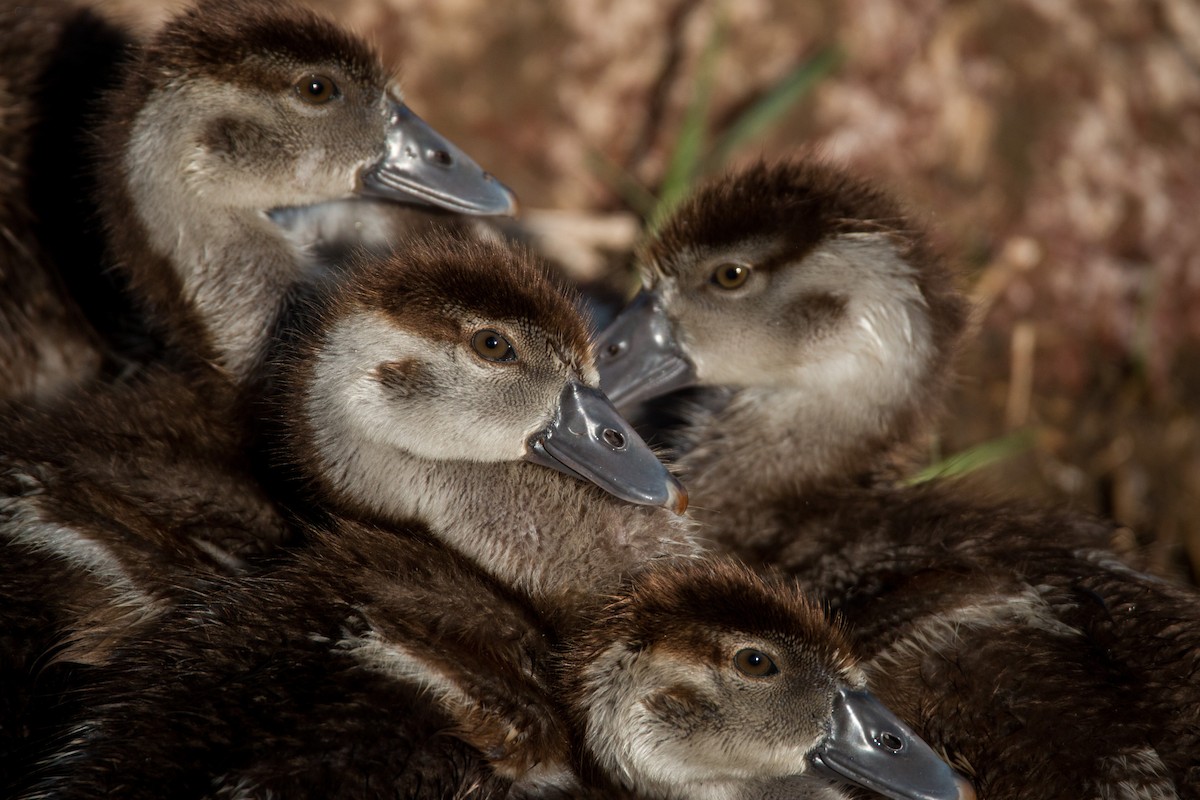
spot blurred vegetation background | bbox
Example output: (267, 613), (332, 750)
(97, 0), (1200, 582)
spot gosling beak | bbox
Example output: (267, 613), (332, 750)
(595, 290), (696, 411)
(360, 99), (518, 217)
(524, 381), (688, 514)
(809, 689), (974, 800)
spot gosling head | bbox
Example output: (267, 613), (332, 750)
(597, 160), (968, 445)
(99, 0), (515, 378)
(285, 229), (686, 526)
(563, 560), (970, 800)
(110, 0), (514, 219)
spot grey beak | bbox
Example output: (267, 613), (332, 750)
(524, 381), (688, 514)
(360, 100), (518, 217)
(595, 290), (696, 411)
(809, 689), (973, 800)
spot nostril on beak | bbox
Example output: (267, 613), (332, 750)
(428, 148), (453, 167)
(605, 342), (624, 360)
(875, 731), (904, 753)
(602, 428), (626, 450)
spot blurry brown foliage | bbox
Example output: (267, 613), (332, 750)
(95, 0), (1200, 580)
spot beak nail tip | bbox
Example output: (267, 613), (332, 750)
(670, 486), (689, 515)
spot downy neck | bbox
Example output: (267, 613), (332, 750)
(674, 369), (931, 541)
(110, 96), (322, 383)
(309, 428), (700, 618)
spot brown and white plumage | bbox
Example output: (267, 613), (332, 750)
(95, 0), (513, 383)
(6, 228), (672, 796)
(1, 0), (522, 602)
(596, 159), (1200, 798)
(275, 230), (695, 621)
(262, 232), (959, 800)
(561, 558), (970, 800)
(18, 231), (965, 800)
(18, 519), (567, 800)
(2, 0), (514, 784)
(24, 532), (962, 800)
(599, 158), (969, 504)
(0, 0), (515, 403)
(0, 366), (290, 795)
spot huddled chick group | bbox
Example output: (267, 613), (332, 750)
(1, 1), (1195, 799)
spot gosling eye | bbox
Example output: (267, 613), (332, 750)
(295, 74), (339, 105)
(710, 262), (751, 290)
(470, 329), (517, 363)
(733, 648), (779, 678)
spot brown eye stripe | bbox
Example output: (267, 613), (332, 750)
(374, 359), (429, 397)
(338, 230), (594, 369)
(648, 161), (912, 273)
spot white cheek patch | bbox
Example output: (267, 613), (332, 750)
(720, 235), (934, 448)
(126, 82), (321, 380)
(127, 80), (358, 228)
(304, 315), (440, 522)
(124, 80), (381, 381)
(679, 234), (932, 401)
(857, 312), (887, 357)
(855, 296), (919, 364)
(126, 80), (276, 263)
(580, 644), (767, 793)
(127, 88), (199, 273)
(306, 314), (429, 511)
(308, 313), (533, 466)
(798, 234), (931, 383)
(305, 312), (560, 523)
(579, 642), (660, 788)
(291, 146), (360, 196)
(293, 146), (326, 186)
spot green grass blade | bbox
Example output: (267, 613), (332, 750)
(905, 429), (1037, 485)
(704, 46), (842, 175)
(584, 148), (660, 219)
(651, 7), (727, 229)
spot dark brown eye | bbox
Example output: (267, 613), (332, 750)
(734, 648), (779, 678)
(711, 263), (751, 290)
(471, 329), (517, 363)
(296, 74), (338, 104)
